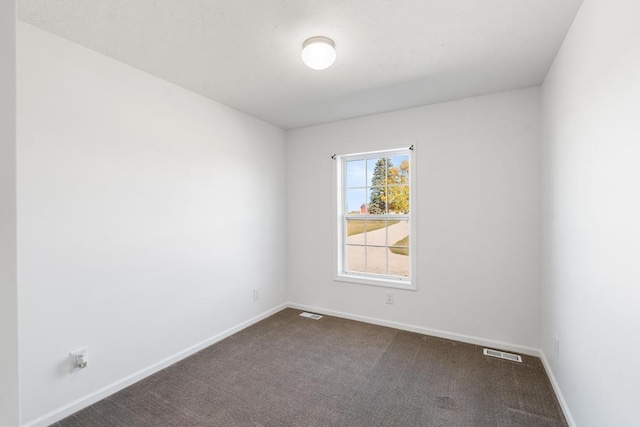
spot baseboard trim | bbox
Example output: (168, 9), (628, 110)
(22, 303), (288, 427)
(539, 351), (576, 427)
(23, 302), (575, 427)
(287, 302), (541, 356)
(288, 302), (577, 425)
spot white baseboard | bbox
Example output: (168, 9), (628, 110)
(23, 302), (575, 427)
(289, 302), (576, 425)
(539, 351), (576, 427)
(288, 302), (541, 357)
(22, 303), (288, 427)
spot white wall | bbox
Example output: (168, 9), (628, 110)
(540, 1), (640, 426)
(0, 2), (19, 427)
(17, 23), (287, 424)
(287, 87), (541, 349)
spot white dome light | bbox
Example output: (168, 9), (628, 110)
(301, 36), (336, 71)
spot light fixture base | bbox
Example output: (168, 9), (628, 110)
(302, 36), (335, 50)
(301, 36), (336, 71)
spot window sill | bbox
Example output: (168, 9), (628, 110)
(334, 273), (416, 290)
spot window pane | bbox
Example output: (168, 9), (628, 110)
(345, 189), (367, 214)
(367, 157), (387, 187)
(365, 219), (387, 246)
(388, 220), (409, 247)
(346, 159), (366, 188)
(346, 245), (365, 273)
(368, 187), (387, 214)
(366, 246), (387, 275)
(388, 246), (410, 278)
(346, 219), (365, 245)
(389, 219), (410, 278)
(388, 155), (410, 185)
(387, 184), (409, 214)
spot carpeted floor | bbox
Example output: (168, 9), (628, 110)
(54, 308), (567, 426)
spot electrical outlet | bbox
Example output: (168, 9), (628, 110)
(70, 347), (89, 372)
(555, 336), (560, 360)
(253, 288), (260, 301)
(385, 291), (394, 305)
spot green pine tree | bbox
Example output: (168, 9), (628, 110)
(369, 158), (389, 214)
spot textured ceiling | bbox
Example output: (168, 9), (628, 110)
(19, 0), (582, 129)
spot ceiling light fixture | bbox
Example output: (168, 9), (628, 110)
(301, 36), (336, 71)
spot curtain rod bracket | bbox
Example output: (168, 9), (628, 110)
(331, 154), (337, 160)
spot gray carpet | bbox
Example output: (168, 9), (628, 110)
(54, 309), (567, 426)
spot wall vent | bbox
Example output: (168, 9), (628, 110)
(483, 348), (523, 363)
(299, 312), (323, 320)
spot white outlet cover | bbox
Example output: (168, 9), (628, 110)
(386, 291), (395, 304)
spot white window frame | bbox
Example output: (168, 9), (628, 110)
(334, 147), (417, 290)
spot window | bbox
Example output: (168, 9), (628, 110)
(335, 147), (415, 289)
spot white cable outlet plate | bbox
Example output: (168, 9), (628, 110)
(70, 347), (89, 372)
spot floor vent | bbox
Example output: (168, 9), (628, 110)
(299, 312), (323, 320)
(483, 348), (523, 363)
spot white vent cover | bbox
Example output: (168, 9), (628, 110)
(299, 312), (323, 320)
(483, 348), (523, 363)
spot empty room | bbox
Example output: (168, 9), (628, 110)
(1, 1), (638, 426)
